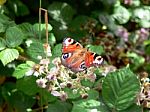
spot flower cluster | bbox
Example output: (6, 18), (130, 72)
(137, 72), (150, 108)
(25, 56), (104, 101)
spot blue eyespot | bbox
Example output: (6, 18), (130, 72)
(62, 53), (70, 59)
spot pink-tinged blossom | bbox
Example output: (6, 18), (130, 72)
(36, 78), (47, 88)
(40, 59), (50, 65)
(86, 73), (96, 82)
(59, 91), (68, 101)
(52, 57), (61, 66)
(115, 26), (129, 42)
(137, 28), (149, 41)
(46, 72), (56, 81)
(33, 71), (40, 77)
(51, 91), (68, 101)
(124, 0), (132, 5)
(43, 43), (52, 57)
(25, 69), (34, 76)
(51, 90), (61, 96)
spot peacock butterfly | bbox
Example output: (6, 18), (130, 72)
(61, 38), (103, 72)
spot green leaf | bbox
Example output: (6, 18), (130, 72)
(38, 89), (57, 104)
(16, 76), (39, 96)
(2, 82), (35, 112)
(72, 99), (106, 112)
(33, 23), (53, 32)
(6, 26), (25, 47)
(87, 45), (104, 55)
(46, 100), (72, 112)
(102, 67), (140, 111)
(18, 23), (35, 38)
(112, 5), (130, 24)
(49, 33), (56, 46)
(119, 104), (142, 112)
(13, 61), (35, 79)
(99, 13), (117, 31)
(1, 82), (16, 102)
(0, 38), (6, 50)
(52, 44), (62, 57)
(127, 52), (145, 70)
(10, 91), (35, 112)
(87, 90), (99, 100)
(0, 22), (5, 33)
(64, 88), (80, 99)
(0, 48), (19, 66)
(26, 41), (45, 60)
(139, 20), (150, 28)
(48, 2), (76, 24)
(7, 0), (29, 16)
(68, 16), (95, 38)
(0, 14), (16, 31)
(145, 45), (150, 55)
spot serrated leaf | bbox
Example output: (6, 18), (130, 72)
(99, 13), (117, 31)
(10, 91), (35, 112)
(18, 23), (35, 38)
(0, 48), (19, 66)
(0, 22), (5, 33)
(6, 26), (25, 47)
(7, 0), (29, 16)
(127, 52), (145, 70)
(52, 44), (62, 57)
(46, 100), (72, 112)
(13, 61), (35, 79)
(48, 2), (76, 24)
(33, 23), (53, 32)
(38, 89), (57, 104)
(16, 76), (39, 96)
(0, 38), (6, 50)
(27, 41), (45, 60)
(64, 88), (80, 99)
(72, 99), (105, 112)
(87, 45), (104, 55)
(102, 68), (140, 111)
(112, 5), (130, 24)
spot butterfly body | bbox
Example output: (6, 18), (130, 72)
(61, 38), (103, 72)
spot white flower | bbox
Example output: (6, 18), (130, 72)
(36, 78), (47, 88)
(25, 69), (34, 76)
(40, 59), (50, 65)
(33, 71), (40, 77)
(51, 91), (61, 96)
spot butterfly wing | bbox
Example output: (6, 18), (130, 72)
(61, 37), (103, 72)
(62, 38), (83, 53)
(61, 38), (86, 72)
(85, 52), (103, 67)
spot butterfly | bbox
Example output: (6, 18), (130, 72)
(61, 38), (104, 72)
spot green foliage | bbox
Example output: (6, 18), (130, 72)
(0, 38), (6, 50)
(6, 26), (25, 47)
(26, 41), (45, 60)
(13, 61), (35, 79)
(112, 5), (130, 24)
(87, 45), (104, 55)
(48, 2), (76, 24)
(102, 67), (140, 111)
(0, 0), (149, 111)
(1, 82), (35, 112)
(7, 0), (29, 16)
(46, 100), (72, 112)
(16, 76), (39, 96)
(0, 48), (19, 65)
(72, 99), (108, 112)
